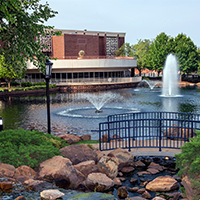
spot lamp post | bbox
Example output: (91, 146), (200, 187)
(45, 59), (53, 134)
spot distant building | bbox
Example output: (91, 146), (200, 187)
(26, 29), (139, 84)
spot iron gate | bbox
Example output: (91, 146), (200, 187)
(99, 112), (200, 151)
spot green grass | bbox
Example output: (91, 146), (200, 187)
(72, 140), (99, 145)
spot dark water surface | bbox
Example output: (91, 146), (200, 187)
(0, 86), (200, 139)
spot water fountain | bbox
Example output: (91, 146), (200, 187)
(161, 54), (180, 97)
(137, 79), (160, 90)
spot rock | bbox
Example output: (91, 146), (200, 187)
(59, 133), (81, 144)
(121, 166), (135, 173)
(14, 196), (26, 200)
(134, 160), (146, 168)
(15, 165), (36, 177)
(117, 186), (128, 198)
(97, 156), (118, 179)
(130, 178), (138, 185)
(100, 134), (109, 143)
(118, 172), (123, 176)
(74, 160), (98, 178)
(85, 173), (114, 192)
(152, 197), (165, 200)
(24, 178), (52, 191)
(127, 197), (147, 200)
(119, 177), (126, 182)
(0, 181), (13, 192)
(146, 175), (179, 192)
(0, 163), (16, 178)
(147, 168), (160, 175)
(137, 171), (151, 176)
(128, 186), (139, 192)
(173, 175), (182, 182)
(108, 148), (134, 170)
(60, 145), (98, 165)
(148, 162), (164, 172)
(137, 188), (146, 194)
(181, 176), (194, 200)
(40, 189), (65, 200)
(142, 190), (152, 199)
(80, 134), (91, 141)
(14, 175), (31, 183)
(166, 192), (182, 200)
(95, 150), (106, 162)
(113, 177), (122, 187)
(38, 156), (85, 188)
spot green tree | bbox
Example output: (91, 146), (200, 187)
(174, 34), (199, 75)
(197, 48), (200, 75)
(116, 43), (134, 57)
(0, 55), (25, 88)
(146, 32), (174, 76)
(0, 0), (60, 74)
(132, 39), (151, 76)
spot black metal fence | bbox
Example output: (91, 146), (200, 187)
(99, 112), (200, 151)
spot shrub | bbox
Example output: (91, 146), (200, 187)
(13, 88), (24, 91)
(175, 130), (200, 199)
(49, 84), (57, 89)
(33, 82), (46, 86)
(11, 81), (20, 86)
(21, 82), (32, 87)
(0, 129), (68, 168)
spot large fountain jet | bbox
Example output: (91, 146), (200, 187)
(162, 54), (180, 97)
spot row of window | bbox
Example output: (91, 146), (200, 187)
(25, 71), (125, 80)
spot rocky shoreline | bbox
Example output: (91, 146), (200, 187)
(0, 141), (189, 200)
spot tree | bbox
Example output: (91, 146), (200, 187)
(174, 33), (199, 75)
(0, 0), (60, 74)
(116, 43), (134, 57)
(132, 39), (151, 76)
(146, 32), (174, 76)
(0, 55), (24, 88)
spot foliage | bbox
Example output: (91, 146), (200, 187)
(0, 129), (68, 168)
(191, 179), (200, 200)
(73, 140), (98, 145)
(21, 82), (32, 87)
(0, 0), (61, 74)
(33, 82), (46, 86)
(145, 32), (174, 76)
(132, 39), (151, 75)
(116, 43), (134, 57)
(174, 34), (199, 75)
(11, 81), (20, 86)
(0, 55), (25, 88)
(175, 130), (200, 177)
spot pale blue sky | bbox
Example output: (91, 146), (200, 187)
(42, 0), (200, 47)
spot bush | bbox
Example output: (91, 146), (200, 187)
(21, 82), (32, 87)
(13, 88), (24, 91)
(175, 130), (200, 199)
(0, 129), (68, 168)
(49, 84), (57, 89)
(33, 82), (46, 86)
(11, 81), (20, 86)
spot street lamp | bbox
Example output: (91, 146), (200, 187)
(45, 59), (53, 134)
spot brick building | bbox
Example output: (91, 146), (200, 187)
(26, 29), (139, 84)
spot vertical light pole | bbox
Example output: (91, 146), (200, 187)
(45, 59), (53, 134)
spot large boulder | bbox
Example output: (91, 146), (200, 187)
(107, 148), (134, 170)
(97, 156), (118, 179)
(146, 175), (179, 192)
(59, 134), (81, 144)
(37, 156), (85, 188)
(24, 178), (52, 191)
(15, 165), (36, 177)
(0, 163), (16, 178)
(60, 145), (98, 165)
(85, 173), (114, 192)
(73, 160), (98, 178)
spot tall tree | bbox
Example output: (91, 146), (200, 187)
(132, 39), (151, 76)
(146, 32), (174, 76)
(174, 34), (199, 75)
(0, 0), (60, 75)
(116, 43), (134, 57)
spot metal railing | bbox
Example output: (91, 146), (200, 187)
(99, 112), (200, 152)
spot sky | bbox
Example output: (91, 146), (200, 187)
(41, 0), (200, 47)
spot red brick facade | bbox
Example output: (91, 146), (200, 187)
(50, 30), (125, 59)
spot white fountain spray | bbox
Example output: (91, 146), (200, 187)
(162, 54), (180, 97)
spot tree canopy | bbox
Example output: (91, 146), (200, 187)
(0, 0), (60, 75)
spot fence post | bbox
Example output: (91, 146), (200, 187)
(99, 123), (101, 151)
(128, 120), (131, 152)
(159, 113), (162, 151)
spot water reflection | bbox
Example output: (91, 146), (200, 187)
(0, 87), (199, 139)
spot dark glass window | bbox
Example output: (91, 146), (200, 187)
(62, 73), (66, 79)
(73, 73), (78, 79)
